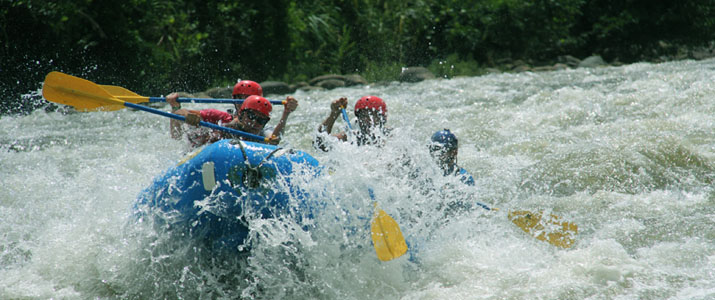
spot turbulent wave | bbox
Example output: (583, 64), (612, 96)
(1, 59), (713, 299)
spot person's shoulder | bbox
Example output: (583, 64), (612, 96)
(200, 109), (233, 122)
(199, 108), (230, 117)
(200, 108), (225, 114)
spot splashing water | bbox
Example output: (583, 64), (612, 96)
(1, 59), (714, 299)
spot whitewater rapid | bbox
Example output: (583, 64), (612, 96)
(1, 59), (713, 299)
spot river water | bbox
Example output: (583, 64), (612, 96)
(1, 59), (713, 299)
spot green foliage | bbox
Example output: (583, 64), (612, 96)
(2, 0), (714, 115)
(428, 54), (483, 79)
(360, 60), (403, 83)
(576, 0), (715, 61)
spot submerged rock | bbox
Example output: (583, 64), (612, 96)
(316, 79), (345, 90)
(399, 67), (435, 83)
(579, 55), (607, 68)
(261, 81), (293, 95)
(205, 86), (233, 99)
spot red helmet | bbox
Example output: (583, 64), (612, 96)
(354, 95), (387, 115)
(240, 95), (272, 117)
(233, 80), (263, 97)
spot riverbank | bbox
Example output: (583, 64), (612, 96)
(4, 43), (714, 117)
(194, 43), (715, 98)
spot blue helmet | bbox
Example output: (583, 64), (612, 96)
(430, 129), (458, 150)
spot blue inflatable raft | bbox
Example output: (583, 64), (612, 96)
(134, 139), (322, 251)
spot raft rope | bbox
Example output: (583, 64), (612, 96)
(234, 140), (287, 188)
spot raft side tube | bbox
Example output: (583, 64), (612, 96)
(134, 139), (322, 251)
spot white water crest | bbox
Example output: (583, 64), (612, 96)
(1, 59), (714, 299)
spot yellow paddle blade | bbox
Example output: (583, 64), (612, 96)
(99, 85), (150, 103)
(508, 210), (578, 249)
(42, 72), (125, 111)
(371, 208), (408, 261)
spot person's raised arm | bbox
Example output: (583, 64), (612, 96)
(268, 96), (298, 145)
(314, 97), (348, 151)
(166, 93), (186, 139)
(318, 97), (348, 136)
(166, 92), (201, 139)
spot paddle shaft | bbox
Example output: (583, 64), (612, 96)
(116, 95), (284, 105)
(98, 84), (284, 105)
(475, 202), (492, 211)
(43, 71), (270, 144)
(340, 108), (353, 130)
(123, 102), (268, 141)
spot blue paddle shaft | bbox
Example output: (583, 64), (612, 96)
(475, 202), (492, 210)
(123, 102), (267, 141)
(341, 108), (353, 130)
(148, 97), (284, 105)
